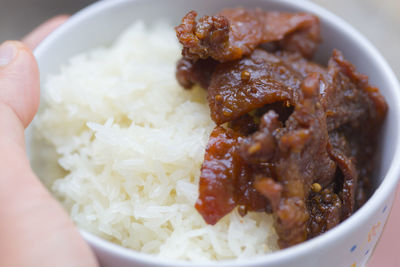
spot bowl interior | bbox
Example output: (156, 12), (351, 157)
(31, 0), (400, 266)
(34, 0), (399, 191)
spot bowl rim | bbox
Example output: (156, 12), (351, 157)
(34, 0), (400, 266)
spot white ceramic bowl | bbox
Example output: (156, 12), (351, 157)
(30, 0), (400, 266)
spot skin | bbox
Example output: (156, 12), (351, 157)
(0, 14), (396, 267)
(0, 17), (98, 267)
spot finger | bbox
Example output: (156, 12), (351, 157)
(22, 15), (70, 50)
(0, 41), (98, 267)
(0, 41), (40, 137)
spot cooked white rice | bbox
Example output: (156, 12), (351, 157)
(32, 21), (278, 261)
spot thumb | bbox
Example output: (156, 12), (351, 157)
(0, 41), (98, 267)
(0, 41), (40, 148)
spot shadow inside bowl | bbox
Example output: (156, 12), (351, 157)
(29, 0), (400, 267)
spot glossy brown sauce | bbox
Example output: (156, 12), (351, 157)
(175, 7), (387, 248)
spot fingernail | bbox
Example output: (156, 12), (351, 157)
(0, 42), (17, 67)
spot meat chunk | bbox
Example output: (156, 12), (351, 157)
(327, 131), (358, 219)
(195, 126), (240, 225)
(191, 49), (387, 248)
(179, 7), (388, 250)
(176, 8), (320, 62)
(270, 74), (337, 247)
(332, 123), (377, 211)
(195, 127), (241, 224)
(322, 49), (387, 131)
(208, 49), (303, 124)
(195, 126), (270, 224)
(331, 50), (387, 121)
(255, 177), (282, 211)
(228, 113), (259, 136)
(274, 50), (327, 78)
(239, 110), (281, 165)
(176, 57), (217, 89)
(307, 186), (342, 238)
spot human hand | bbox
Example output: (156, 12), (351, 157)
(0, 16), (98, 267)
(0, 14), (397, 267)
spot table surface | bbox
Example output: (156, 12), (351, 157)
(1, 0), (399, 266)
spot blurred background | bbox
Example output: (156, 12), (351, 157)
(0, 0), (399, 266)
(0, 0), (94, 41)
(0, 0), (399, 77)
